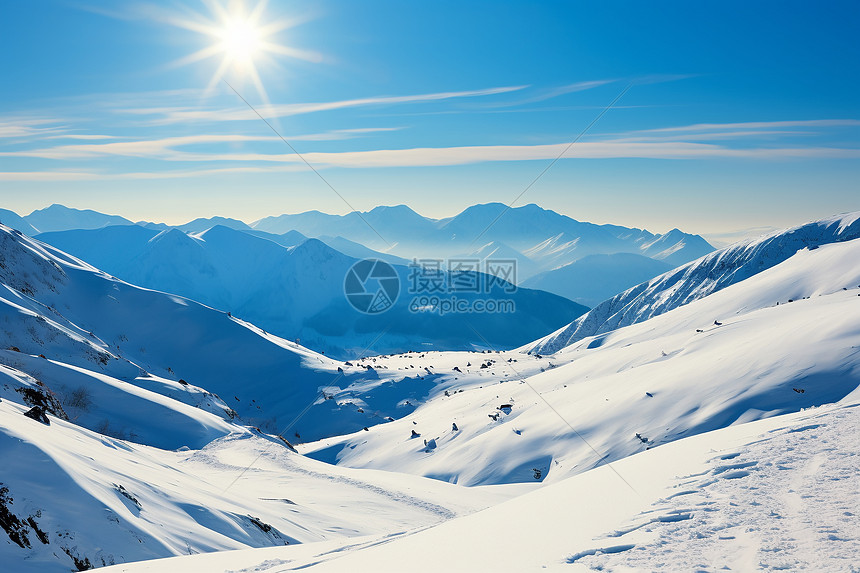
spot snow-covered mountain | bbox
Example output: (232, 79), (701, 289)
(36, 224), (586, 358)
(459, 239), (540, 281)
(0, 208), (39, 235)
(638, 226), (716, 267)
(301, 235), (860, 486)
(176, 216), (253, 233)
(4, 203), (712, 305)
(253, 205), (440, 251)
(0, 222), (529, 572)
(24, 204), (135, 233)
(530, 211), (860, 354)
(84, 230), (860, 573)
(0, 223), (479, 443)
(251, 203), (714, 278)
(1, 209), (859, 572)
(522, 252), (672, 307)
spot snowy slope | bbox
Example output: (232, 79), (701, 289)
(0, 398), (518, 573)
(3, 222), (584, 446)
(0, 222), (438, 442)
(0, 355), (236, 450)
(301, 237), (860, 486)
(1, 215), (858, 572)
(522, 252), (672, 307)
(97, 398), (860, 572)
(0, 222), (544, 572)
(531, 211), (860, 354)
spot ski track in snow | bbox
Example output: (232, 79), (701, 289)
(577, 405), (860, 571)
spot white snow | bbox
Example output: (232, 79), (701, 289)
(0, 398), (519, 572)
(0, 211), (857, 572)
(97, 400), (860, 572)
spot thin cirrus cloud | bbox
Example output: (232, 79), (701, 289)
(3, 137), (858, 180)
(44, 134), (122, 140)
(0, 165), (308, 182)
(0, 120), (71, 140)
(0, 128), (402, 160)
(476, 79), (617, 108)
(120, 85), (530, 124)
(162, 140), (860, 168)
(603, 118), (860, 143)
(636, 119), (860, 133)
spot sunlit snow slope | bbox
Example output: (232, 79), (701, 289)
(530, 211), (860, 354)
(302, 236), (860, 486)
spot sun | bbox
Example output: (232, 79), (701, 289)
(219, 17), (262, 64)
(170, 1), (321, 103)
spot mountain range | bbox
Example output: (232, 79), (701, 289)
(2, 203), (717, 329)
(34, 224), (586, 358)
(7, 203), (714, 280)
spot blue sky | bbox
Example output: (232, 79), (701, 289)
(0, 0), (858, 239)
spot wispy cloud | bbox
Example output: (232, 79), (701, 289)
(639, 119), (860, 133)
(478, 80), (616, 108)
(607, 130), (816, 142)
(0, 128), (403, 160)
(121, 85), (530, 124)
(5, 139), (857, 178)
(0, 119), (69, 140)
(190, 141), (860, 167)
(44, 134), (121, 141)
(0, 165), (307, 182)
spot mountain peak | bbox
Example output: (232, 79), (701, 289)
(178, 216), (251, 233)
(25, 204), (134, 233)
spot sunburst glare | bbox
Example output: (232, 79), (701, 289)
(170, 0), (321, 105)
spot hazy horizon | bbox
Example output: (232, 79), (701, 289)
(1, 200), (796, 247)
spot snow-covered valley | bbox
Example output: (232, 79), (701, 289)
(0, 210), (858, 572)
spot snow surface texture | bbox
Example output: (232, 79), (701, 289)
(0, 398), (515, 573)
(530, 211), (860, 354)
(0, 212), (857, 572)
(98, 400), (860, 572)
(0, 224), (525, 571)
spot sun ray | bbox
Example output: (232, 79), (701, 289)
(260, 42), (323, 64)
(204, 57), (234, 97)
(167, 0), (318, 104)
(169, 44), (224, 69)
